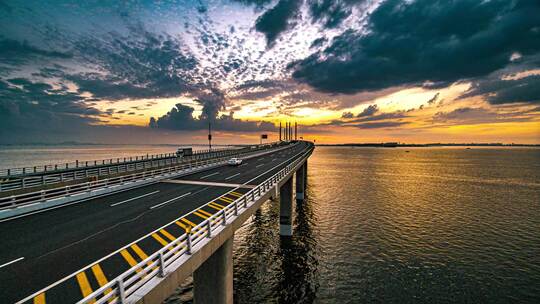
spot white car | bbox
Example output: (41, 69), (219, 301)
(228, 158), (242, 166)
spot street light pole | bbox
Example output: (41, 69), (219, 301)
(208, 122), (212, 151)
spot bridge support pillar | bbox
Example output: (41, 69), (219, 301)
(279, 176), (293, 236)
(296, 162), (305, 201)
(194, 236), (234, 304)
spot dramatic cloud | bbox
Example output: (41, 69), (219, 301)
(68, 26), (198, 101)
(460, 74), (540, 104)
(255, 0), (302, 45)
(357, 104), (378, 117)
(0, 38), (72, 65)
(150, 103), (275, 132)
(1, 0), (539, 144)
(432, 107), (532, 125)
(291, 0), (540, 93)
(309, 0), (363, 29)
(0, 78), (101, 138)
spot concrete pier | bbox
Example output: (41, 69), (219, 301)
(295, 163), (305, 201)
(279, 176), (293, 236)
(193, 236), (234, 304)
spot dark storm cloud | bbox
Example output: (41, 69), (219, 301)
(69, 26), (198, 101)
(309, 0), (364, 28)
(326, 108), (409, 129)
(233, 0), (273, 7)
(341, 111), (354, 118)
(432, 107), (532, 124)
(352, 121), (409, 129)
(0, 78), (101, 134)
(0, 38), (72, 65)
(231, 79), (294, 100)
(460, 75), (540, 104)
(357, 104), (378, 117)
(150, 103), (275, 132)
(255, 0), (302, 45)
(291, 0), (540, 94)
(427, 92), (440, 105)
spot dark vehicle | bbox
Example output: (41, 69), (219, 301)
(176, 147), (193, 157)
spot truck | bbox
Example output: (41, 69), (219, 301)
(176, 147), (193, 157)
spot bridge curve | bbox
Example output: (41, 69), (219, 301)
(0, 141), (314, 304)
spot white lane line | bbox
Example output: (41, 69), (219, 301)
(110, 190), (160, 207)
(225, 173), (240, 180)
(191, 187), (210, 196)
(256, 164), (265, 168)
(0, 257), (24, 269)
(149, 192), (191, 210)
(200, 172), (219, 179)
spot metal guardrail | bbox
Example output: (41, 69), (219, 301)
(0, 144), (277, 192)
(72, 144), (313, 304)
(0, 143), (287, 211)
(0, 147), (238, 178)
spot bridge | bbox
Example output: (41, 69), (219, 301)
(0, 140), (314, 304)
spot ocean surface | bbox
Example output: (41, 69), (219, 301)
(0, 144), (217, 170)
(2, 145), (539, 303)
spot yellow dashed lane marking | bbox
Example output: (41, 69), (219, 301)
(230, 191), (243, 197)
(152, 233), (169, 246)
(120, 249), (138, 268)
(160, 229), (177, 242)
(211, 201), (225, 208)
(207, 202), (223, 211)
(131, 244), (149, 260)
(175, 220), (191, 233)
(181, 218), (198, 228)
(91, 264), (113, 301)
(33, 293), (46, 304)
(218, 197), (233, 203)
(76, 272), (95, 303)
(197, 209), (213, 217)
(91, 264), (108, 288)
(193, 210), (209, 219)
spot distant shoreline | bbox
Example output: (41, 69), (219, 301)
(316, 143), (540, 147)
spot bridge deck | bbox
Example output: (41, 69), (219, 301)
(0, 142), (308, 303)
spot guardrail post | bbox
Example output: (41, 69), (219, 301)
(22, 178), (26, 188)
(158, 252), (166, 277)
(207, 220), (212, 238)
(234, 200), (238, 216)
(221, 210), (227, 225)
(117, 277), (127, 303)
(186, 233), (192, 254)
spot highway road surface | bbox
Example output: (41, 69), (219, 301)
(0, 141), (309, 303)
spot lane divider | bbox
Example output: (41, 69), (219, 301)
(149, 192), (191, 210)
(224, 173), (240, 180)
(200, 172), (219, 179)
(110, 190), (160, 207)
(0, 256), (24, 269)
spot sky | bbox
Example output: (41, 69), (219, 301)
(0, 0), (539, 145)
